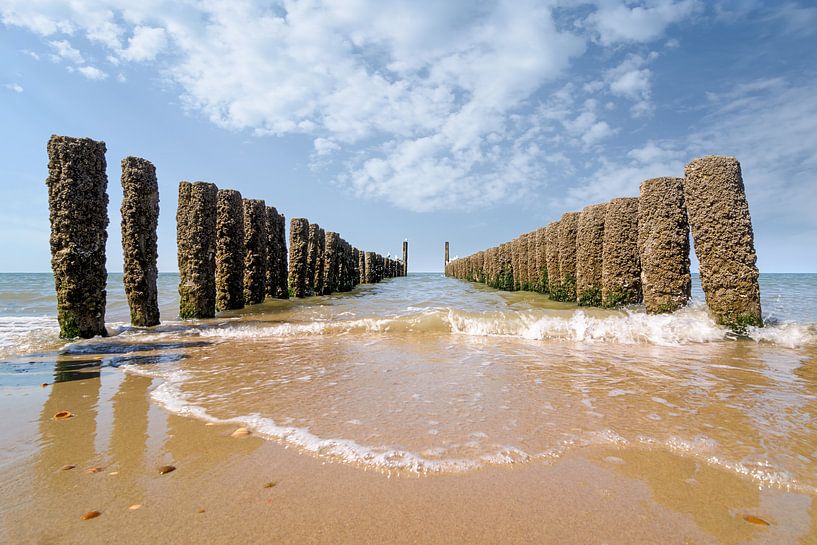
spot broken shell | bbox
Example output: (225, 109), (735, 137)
(743, 515), (770, 526)
(53, 411), (74, 420)
(80, 511), (101, 520)
(231, 427), (251, 438)
(108, 471), (119, 476)
(61, 464), (76, 471)
(158, 465), (176, 475)
(196, 508), (206, 514)
(85, 467), (103, 474)
(128, 504), (142, 511)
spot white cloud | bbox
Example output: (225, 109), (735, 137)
(78, 65), (108, 80)
(585, 0), (701, 45)
(49, 39), (84, 64)
(4, 83), (24, 93)
(314, 138), (340, 155)
(121, 25), (167, 62)
(605, 53), (657, 117)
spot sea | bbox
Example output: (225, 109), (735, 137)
(1, 272), (816, 489)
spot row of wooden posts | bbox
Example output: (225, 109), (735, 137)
(445, 156), (763, 329)
(46, 135), (406, 339)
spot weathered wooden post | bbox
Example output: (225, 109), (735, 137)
(358, 249), (366, 284)
(352, 248), (361, 286)
(511, 237), (521, 290)
(242, 199), (267, 304)
(47, 135), (109, 338)
(545, 221), (561, 297)
(177, 181), (218, 319)
(322, 231), (340, 294)
(576, 203), (606, 306)
(120, 156), (160, 327)
(638, 177), (691, 314)
(602, 197), (642, 307)
(288, 218), (309, 298)
(215, 189), (244, 311)
(305, 223), (321, 296)
(445, 241), (449, 269)
(683, 157), (762, 327)
(557, 212), (579, 302)
(402, 239), (409, 276)
(534, 227), (548, 293)
(265, 208), (288, 299)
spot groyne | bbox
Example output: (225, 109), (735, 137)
(445, 156), (763, 328)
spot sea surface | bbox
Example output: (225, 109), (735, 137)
(2, 272), (817, 490)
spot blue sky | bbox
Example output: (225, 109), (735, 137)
(1, 0), (815, 273)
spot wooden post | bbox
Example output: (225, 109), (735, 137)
(47, 135), (109, 338)
(120, 156), (160, 326)
(242, 199), (267, 304)
(638, 177), (691, 314)
(215, 189), (244, 311)
(576, 204), (606, 306)
(288, 218), (309, 298)
(683, 157), (762, 327)
(177, 181), (217, 319)
(602, 198), (642, 307)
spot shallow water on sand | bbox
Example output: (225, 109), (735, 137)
(2, 273), (816, 492)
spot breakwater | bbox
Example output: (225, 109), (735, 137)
(445, 156), (763, 329)
(45, 134), (406, 337)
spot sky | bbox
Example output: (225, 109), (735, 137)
(1, 0), (816, 273)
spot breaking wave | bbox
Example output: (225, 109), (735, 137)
(190, 305), (817, 348)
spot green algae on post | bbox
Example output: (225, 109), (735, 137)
(242, 199), (267, 305)
(47, 135), (110, 338)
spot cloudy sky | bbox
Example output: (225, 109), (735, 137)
(1, 0), (815, 273)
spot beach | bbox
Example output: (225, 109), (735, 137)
(1, 273), (816, 544)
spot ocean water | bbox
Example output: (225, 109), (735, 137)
(1, 272), (817, 491)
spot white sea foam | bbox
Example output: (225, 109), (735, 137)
(184, 304), (816, 348)
(0, 316), (60, 359)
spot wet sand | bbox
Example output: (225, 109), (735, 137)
(1, 360), (814, 544)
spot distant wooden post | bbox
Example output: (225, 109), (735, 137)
(305, 223), (321, 296)
(120, 156), (160, 326)
(445, 241), (449, 268)
(47, 135), (109, 338)
(638, 177), (691, 314)
(602, 198), (642, 307)
(576, 204), (606, 306)
(534, 228), (547, 293)
(288, 218), (309, 298)
(177, 181), (217, 319)
(265, 208), (289, 299)
(557, 212), (579, 302)
(402, 240), (409, 276)
(242, 199), (267, 304)
(215, 189), (244, 311)
(322, 231), (340, 294)
(358, 249), (366, 284)
(684, 157), (762, 327)
(545, 221), (561, 297)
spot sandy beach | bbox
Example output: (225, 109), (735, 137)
(3, 366), (814, 545)
(2, 274), (816, 544)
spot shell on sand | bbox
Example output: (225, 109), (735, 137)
(158, 465), (176, 475)
(53, 410), (74, 420)
(80, 511), (101, 520)
(231, 427), (251, 438)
